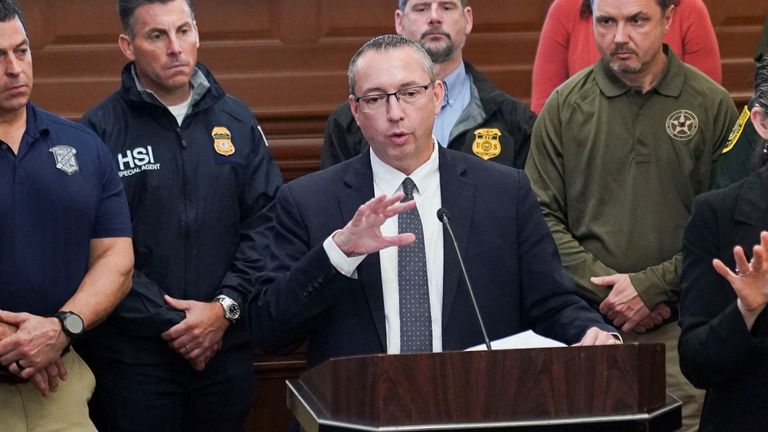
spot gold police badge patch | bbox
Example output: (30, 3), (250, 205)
(472, 128), (502, 160)
(665, 110), (699, 141)
(722, 105), (750, 154)
(212, 126), (235, 156)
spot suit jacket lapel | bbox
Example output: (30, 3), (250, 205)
(437, 149), (476, 330)
(339, 150), (387, 350)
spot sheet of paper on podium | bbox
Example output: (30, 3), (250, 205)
(465, 330), (566, 351)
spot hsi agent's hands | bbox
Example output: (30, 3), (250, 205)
(593, 274), (652, 334)
(572, 327), (622, 346)
(713, 231), (768, 330)
(161, 296), (229, 371)
(332, 193), (417, 257)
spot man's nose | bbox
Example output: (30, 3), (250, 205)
(614, 22), (629, 44)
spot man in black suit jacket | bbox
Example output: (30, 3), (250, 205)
(249, 35), (617, 367)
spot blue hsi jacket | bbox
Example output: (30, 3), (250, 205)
(79, 62), (282, 363)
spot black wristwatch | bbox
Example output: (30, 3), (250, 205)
(214, 295), (240, 323)
(54, 311), (85, 339)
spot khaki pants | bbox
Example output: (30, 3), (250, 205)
(0, 350), (97, 432)
(623, 321), (703, 432)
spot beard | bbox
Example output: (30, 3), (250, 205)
(608, 44), (643, 74)
(419, 29), (457, 64)
(609, 61), (643, 74)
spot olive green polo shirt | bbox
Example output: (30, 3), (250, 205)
(526, 48), (739, 309)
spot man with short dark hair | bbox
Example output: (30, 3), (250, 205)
(77, 0), (282, 430)
(0, 0), (134, 430)
(321, 0), (535, 169)
(250, 34), (619, 371)
(526, 0), (739, 430)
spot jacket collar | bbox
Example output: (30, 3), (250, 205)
(119, 62), (225, 112)
(465, 61), (508, 115)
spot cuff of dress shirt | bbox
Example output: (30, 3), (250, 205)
(323, 230), (367, 278)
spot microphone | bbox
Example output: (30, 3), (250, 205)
(437, 208), (492, 351)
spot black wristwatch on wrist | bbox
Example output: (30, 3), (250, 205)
(54, 311), (85, 339)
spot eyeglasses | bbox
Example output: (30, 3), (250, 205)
(354, 83), (434, 112)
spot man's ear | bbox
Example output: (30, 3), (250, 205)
(118, 34), (135, 61)
(752, 106), (768, 140)
(193, 20), (200, 48)
(663, 4), (675, 35)
(433, 80), (445, 116)
(394, 9), (404, 35)
(349, 95), (360, 125)
(463, 6), (474, 35)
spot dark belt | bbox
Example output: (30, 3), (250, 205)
(0, 368), (27, 385)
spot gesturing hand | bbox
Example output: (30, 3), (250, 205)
(713, 231), (768, 329)
(332, 193), (418, 257)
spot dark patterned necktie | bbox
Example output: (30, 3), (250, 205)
(398, 177), (432, 353)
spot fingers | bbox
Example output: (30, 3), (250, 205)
(30, 369), (51, 397)
(573, 328), (622, 346)
(351, 193), (410, 225)
(733, 246), (750, 276)
(52, 357), (68, 381)
(712, 258), (737, 283)
(161, 318), (191, 342)
(43, 362), (60, 393)
(383, 232), (416, 248)
(0, 310), (30, 327)
(187, 345), (221, 371)
(621, 313), (644, 333)
(656, 304), (672, 320)
(164, 295), (190, 311)
(590, 275), (619, 288)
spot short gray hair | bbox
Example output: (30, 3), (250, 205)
(348, 34), (436, 95)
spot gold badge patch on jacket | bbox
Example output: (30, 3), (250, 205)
(722, 106), (750, 154)
(472, 128), (502, 160)
(212, 126), (235, 156)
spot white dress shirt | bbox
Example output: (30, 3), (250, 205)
(323, 140), (444, 353)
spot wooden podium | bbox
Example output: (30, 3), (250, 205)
(287, 343), (682, 431)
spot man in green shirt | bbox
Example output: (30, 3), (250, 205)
(525, 0), (739, 430)
(713, 14), (768, 188)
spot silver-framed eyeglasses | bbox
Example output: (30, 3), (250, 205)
(355, 82), (434, 112)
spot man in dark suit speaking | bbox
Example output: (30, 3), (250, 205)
(249, 34), (617, 366)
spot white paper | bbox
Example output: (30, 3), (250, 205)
(465, 330), (566, 351)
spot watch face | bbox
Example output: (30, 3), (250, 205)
(227, 302), (240, 320)
(64, 314), (84, 334)
(216, 296), (240, 322)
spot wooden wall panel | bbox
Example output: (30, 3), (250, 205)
(12, 1), (768, 430)
(19, 1), (768, 181)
